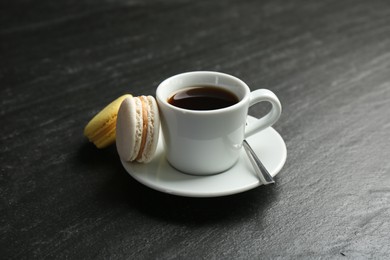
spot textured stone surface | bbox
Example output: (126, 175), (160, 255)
(1, 0), (390, 258)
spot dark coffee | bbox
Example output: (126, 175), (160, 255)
(168, 85), (239, 110)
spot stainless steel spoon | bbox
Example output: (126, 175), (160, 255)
(243, 140), (275, 185)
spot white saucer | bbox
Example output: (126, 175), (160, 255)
(121, 116), (287, 197)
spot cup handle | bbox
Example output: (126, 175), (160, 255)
(244, 89), (282, 138)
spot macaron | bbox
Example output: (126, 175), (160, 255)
(84, 94), (132, 148)
(116, 95), (160, 163)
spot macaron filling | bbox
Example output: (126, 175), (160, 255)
(136, 96), (149, 161)
(88, 118), (115, 146)
(141, 96), (156, 162)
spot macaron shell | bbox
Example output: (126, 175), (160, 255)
(116, 97), (138, 161)
(84, 94), (132, 148)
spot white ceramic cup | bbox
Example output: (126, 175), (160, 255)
(156, 71), (282, 175)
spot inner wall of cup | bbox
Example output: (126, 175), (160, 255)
(157, 72), (249, 103)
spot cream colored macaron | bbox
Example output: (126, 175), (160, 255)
(116, 96), (160, 163)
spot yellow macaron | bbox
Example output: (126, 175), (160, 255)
(84, 94), (132, 148)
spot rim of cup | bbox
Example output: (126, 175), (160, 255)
(156, 71), (251, 115)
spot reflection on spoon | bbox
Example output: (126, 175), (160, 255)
(243, 140), (275, 185)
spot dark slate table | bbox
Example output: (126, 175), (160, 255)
(1, 0), (390, 258)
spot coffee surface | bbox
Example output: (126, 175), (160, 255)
(168, 85), (239, 110)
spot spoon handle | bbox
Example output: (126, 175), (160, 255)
(243, 140), (275, 185)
